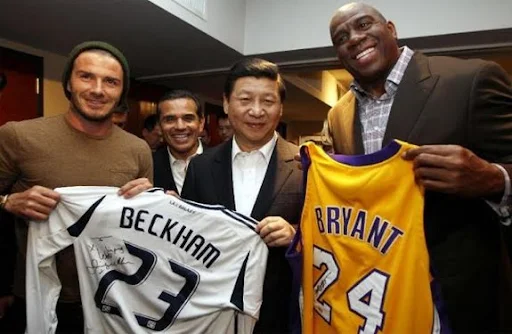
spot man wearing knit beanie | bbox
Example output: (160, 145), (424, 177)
(62, 41), (130, 109)
(0, 41), (153, 333)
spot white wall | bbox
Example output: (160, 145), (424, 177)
(0, 38), (68, 117)
(147, 0), (246, 53)
(244, 0), (512, 55)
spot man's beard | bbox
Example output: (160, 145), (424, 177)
(70, 94), (115, 123)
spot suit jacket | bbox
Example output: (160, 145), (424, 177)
(152, 146), (178, 193)
(328, 52), (512, 332)
(153, 145), (210, 193)
(181, 137), (303, 334)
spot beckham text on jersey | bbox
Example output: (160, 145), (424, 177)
(120, 207), (221, 268)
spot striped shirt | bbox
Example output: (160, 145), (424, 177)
(350, 46), (414, 154)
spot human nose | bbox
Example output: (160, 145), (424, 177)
(248, 100), (264, 117)
(347, 30), (365, 47)
(175, 118), (186, 129)
(90, 78), (104, 95)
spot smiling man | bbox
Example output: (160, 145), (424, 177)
(326, 3), (512, 332)
(0, 41), (153, 333)
(181, 58), (303, 333)
(153, 89), (205, 194)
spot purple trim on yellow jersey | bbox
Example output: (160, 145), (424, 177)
(332, 140), (402, 166)
(431, 269), (452, 334)
(286, 229), (303, 334)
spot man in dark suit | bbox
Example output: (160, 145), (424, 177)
(153, 90), (206, 194)
(327, 3), (512, 332)
(181, 58), (302, 333)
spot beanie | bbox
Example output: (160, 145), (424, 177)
(62, 41), (130, 108)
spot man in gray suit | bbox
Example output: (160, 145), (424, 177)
(327, 2), (512, 332)
(182, 58), (302, 333)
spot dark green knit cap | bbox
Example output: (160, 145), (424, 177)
(62, 41), (130, 107)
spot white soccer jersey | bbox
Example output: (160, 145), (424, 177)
(25, 186), (268, 334)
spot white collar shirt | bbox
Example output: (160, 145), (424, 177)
(350, 46), (414, 154)
(231, 133), (278, 216)
(168, 141), (203, 194)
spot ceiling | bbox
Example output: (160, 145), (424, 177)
(0, 0), (242, 77)
(0, 0), (336, 121)
(1, 0), (511, 124)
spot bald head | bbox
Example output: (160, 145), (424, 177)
(329, 2), (400, 92)
(330, 2), (386, 34)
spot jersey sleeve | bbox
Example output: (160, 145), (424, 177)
(25, 187), (113, 334)
(225, 212), (269, 320)
(25, 219), (75, 333)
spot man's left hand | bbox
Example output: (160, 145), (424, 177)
(403, 144), (504, 198)
(118, 178), (153, 198)
(256, 216), (296, 247)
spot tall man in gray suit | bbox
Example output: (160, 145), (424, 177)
(182, 58), (302, 333)
(327, 3), (512, 332)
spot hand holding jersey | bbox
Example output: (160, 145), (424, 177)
(3, 179), (152, 222)
(3, 186), (60, 221)
(289, 140), (449, 334)
(256, 216), (296, 247)
(116, 177), (154, 198)
(403, 144), (505, 198)
(157, 189), (293, 248)
(26, 187), (268, 334)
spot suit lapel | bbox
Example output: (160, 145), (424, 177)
(353, 109), (365, 155)
(155, 148), (177, 192)
(329, 92), (360, 155)
(382, 52), (439, 145)
(250, 138), (294, 220)
(212, 140), (235, 210)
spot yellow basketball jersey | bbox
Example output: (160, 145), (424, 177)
(298, 140), (446, 334)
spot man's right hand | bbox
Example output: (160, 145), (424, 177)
(4, 186), (60, 221)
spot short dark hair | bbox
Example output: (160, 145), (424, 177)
(0, 73), (7, 91)
(143, 114), (159, 131)
(218, 113), (228, 120)
(224, 58), (286, 102)
(157, 89), (203, 119)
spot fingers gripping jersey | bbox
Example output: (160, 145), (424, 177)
(25, 187), (268, 334)
(292, 141), (449, 334)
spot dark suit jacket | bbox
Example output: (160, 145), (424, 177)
(152, 146), (178, 193)
(328, 52), (512, 332)
(182, 137), (303, 334)
(153, 145), (210, 193)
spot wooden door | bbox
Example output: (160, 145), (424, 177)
(0, 47), (43, 126)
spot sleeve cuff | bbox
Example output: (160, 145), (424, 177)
(488, 164), (511, 226)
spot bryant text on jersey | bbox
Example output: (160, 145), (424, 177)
(314, 205), (404, 254)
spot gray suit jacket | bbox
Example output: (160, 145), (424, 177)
(328, 52), (512, 332)
(181, 137), (303, 333)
